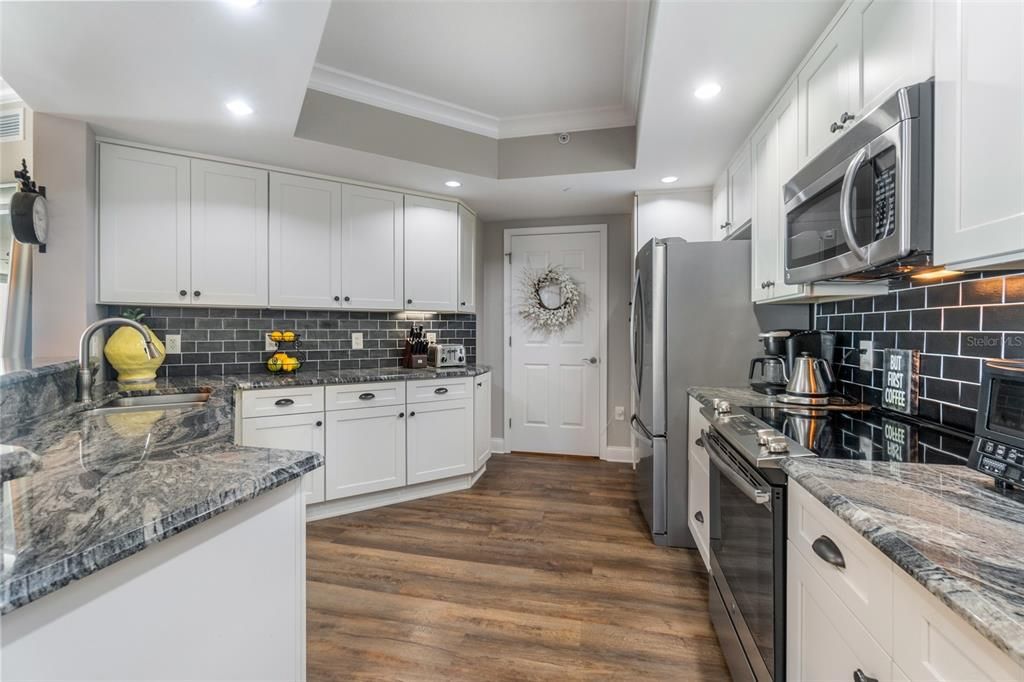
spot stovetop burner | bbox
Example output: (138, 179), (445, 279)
(737, 405), (972, 465)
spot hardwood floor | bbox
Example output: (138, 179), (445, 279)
(306, 453), (731, 681)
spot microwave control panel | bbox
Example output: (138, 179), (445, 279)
(969, 436), (1024, 486)
(873, 165), (897, 240)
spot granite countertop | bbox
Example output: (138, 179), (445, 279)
(689, 385), (1024, 667)
(0, 364), (490, 615)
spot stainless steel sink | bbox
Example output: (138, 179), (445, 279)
(88, 391), (211, 415)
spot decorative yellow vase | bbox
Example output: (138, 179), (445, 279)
(103, 325), (166, 383)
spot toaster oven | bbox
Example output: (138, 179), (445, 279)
(968, 360), (1024, 487)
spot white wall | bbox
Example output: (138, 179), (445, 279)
(480, 214), (632, 450)
(31, 113), (100, 357)
(634, 187), (713, 249)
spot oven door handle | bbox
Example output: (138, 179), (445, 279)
(702, 429), (771, 506)
(839, 147), (870, 262)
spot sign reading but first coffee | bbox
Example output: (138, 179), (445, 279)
(882, 348), (919, 415)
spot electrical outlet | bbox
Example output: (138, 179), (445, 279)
(426, 332), (437, 343)
(859, 340), (875, 370)
(264, 333), (277, 352)
(614, 406), (625, 421)
(165, 334), (181, 354)
(352, 332), (363, 350)
(860, 435), (874, 457)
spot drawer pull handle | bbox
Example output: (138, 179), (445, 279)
(693, 511), (704, 524)
(358, 393), (375, 401)
(853, 670), (877, 682)
(812, 535), (846, 569)
(694, 437), (705, 448)
(274, 398), (295, 407)
(434, 387), (449, 395)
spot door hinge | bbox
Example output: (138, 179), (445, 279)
(505, 252), (511, 264)
(509, 417), (512, 429)
(508, 336), (512, 347)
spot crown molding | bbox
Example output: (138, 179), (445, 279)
(308, 63), (637, 140)
(622, 0), (650, 125)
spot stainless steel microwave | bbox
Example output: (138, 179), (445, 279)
(783, 81), (934, 284)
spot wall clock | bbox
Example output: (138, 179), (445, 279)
(10, 159), (47, 252)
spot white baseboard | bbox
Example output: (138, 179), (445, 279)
(491, 436), (507, 454)
(603, 445), (635, 463)
(306, 465), (486, 522)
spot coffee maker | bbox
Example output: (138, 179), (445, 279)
(749, 330), (795, 395)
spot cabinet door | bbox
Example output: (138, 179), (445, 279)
(474, 373), (491, 469)
(404, 195), (459, 312)
(934, 0), (1024, 269)
(340, 184), (404, 310)
(727, 142), (753, 231)
(190, 159), (269, 307)
(686, 398), (710, 570)
(712, 171), (730, 240)
(406, 398), (473, 484)
(98, 144), (190, 305)
(458, 205), (477, 313)
(752, 112), (779, 302)
(268, 173), (342, 309)
(799, 13), (860, 163)
(767, 81), (804, 300)
(855, 0), (933, 115)
(324, 404), (406, 500)
(240, 413), (325, 505)
(787, 542), (893, 682)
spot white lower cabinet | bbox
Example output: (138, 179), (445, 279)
(686, 397), (711, 570)
(406, 398), (474, 484)
(474, 372), (492, 469)
(240, 412), (325, 505)
(787, 541), (892, 682)
(324, 404), (406, 500)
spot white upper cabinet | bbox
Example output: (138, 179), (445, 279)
(712, 170), (730, 239)
(98, 144), (191, 305)
(752, 106), (782, 302)
(340, 185), (405, 310)
(799, 12), (860, 163)
(727, 141), (753, 231)
(404, 195), (459, 312)
(854, 0), (933, 114)
(189, 159), (268, 307)
(268, 173), (342, 309)
(934, 0), (1024, 270)
(458, 205), (477, 313)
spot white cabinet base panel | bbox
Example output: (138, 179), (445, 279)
(307, 465), (486, 521)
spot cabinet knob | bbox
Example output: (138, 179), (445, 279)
(344, 296), (350, 302)
(334, 295), (340, 302)
(724, 221), (732, 229)
(409, 411), (416, 417)
(461, 301), (466, 306)
(840, 111), (855, 124)
(693, 511), (704, 524)
(830, 121), (844, 133)
(407, 299), (413, 305)
(315, 420), (323, 427)
(398, 412), (405, 418)
(768, 280), (775, 287)
(853, 670), (878, 682)
(179, 289), (188, 297)
(193, 290), (201, 298)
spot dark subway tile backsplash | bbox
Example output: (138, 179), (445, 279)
(105, 306), (476, 378)
(814, 271), (1024, 431)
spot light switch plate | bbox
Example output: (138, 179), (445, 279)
(426, 332), (437, 343)
(264, 334), (277, 352)
(859, 340), (875, 370)
(614, 406), (625, 421)
(352, 332), (363, 350)
(165, 334), (181, 354)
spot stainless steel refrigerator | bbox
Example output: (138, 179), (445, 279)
(629, 238), (808, 547)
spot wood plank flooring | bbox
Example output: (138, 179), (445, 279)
(307, 453), (730, 681)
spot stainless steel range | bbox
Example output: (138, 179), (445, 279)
(700, 398), (972, 682)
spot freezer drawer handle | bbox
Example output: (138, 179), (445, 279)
(629, 414), (654, 445)
(812, 535), (847, 570)
(274, 398), (295, 407)
(434, 387), (449, 395)
(693, 511), (704, 524)
(359, 393), (375, 401)
(853, 670), (877, 682)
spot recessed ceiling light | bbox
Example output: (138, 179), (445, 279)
(227, 0), (261, 8)
(225, 99), (254, 116)
(661, 176), (679, 184)
(445, 180), (462, 188)
(694, 82), (722, 100)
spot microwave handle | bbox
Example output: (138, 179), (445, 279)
(840, 147), (870, 262)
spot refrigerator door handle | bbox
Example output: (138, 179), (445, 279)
(630, 414), (654, 445)
(630, 269), (644, 399)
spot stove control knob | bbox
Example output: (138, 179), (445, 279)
(756, 429), (776, 446)
(767, 436), (790, 454)
(713, 399), (732, 414)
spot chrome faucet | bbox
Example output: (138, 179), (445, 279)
(77, 318), (161, 402)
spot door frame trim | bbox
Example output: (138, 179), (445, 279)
(502, 224), (609, 459)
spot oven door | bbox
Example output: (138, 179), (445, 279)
(704, 429), (785, 682)
(784, 122), (909, 284)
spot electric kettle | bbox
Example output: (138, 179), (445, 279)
(780, 352), (835, 406)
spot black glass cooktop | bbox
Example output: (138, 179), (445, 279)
(738, 406), (972, 466)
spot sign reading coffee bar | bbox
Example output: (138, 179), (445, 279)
(882, 348), (919, 415)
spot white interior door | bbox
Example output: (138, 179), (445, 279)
(507, 229), (603, 456)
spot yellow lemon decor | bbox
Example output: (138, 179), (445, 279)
(282, 331), (297, 342)
(281, 356), (300, 373)
(269, 330), (284, 342)
(103, 310), (166, 383)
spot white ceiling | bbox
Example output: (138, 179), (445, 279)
(311, 0), (648, 139)
(0, 0), (841, 222)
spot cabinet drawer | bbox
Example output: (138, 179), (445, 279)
(687, 444), (710, 571)
(789, 481), (893, 653)
(787, 541), (893, 682)
(325, 381), (406, 411)
(892, 568), (1023, 681)
(240, 386), (325, 418)
(407, 377), (472, 404)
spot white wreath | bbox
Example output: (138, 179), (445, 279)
(518, 265), (583, 332)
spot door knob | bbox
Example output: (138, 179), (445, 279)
(583, 357), (598, 365)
